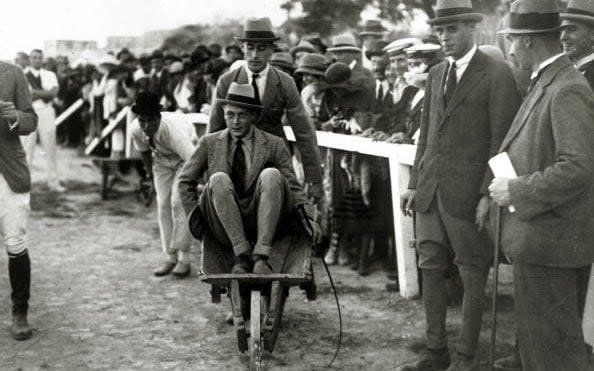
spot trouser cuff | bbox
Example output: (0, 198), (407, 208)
(253, 243), (272, 257)
(233, 241), (252, 257)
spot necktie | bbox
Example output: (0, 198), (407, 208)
(148, 137), (156, 151)
(377, 82), (384, 102)
(231, 139), (246, 197)
(444, 62), (457, 107)
(251, 73), (261, 105)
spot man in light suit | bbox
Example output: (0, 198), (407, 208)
(0, 60), (38, 340)
(208, 17), (323, 202)
(491, 1), (594, 369)
(179, 83), (319, 274)
(399, 0), (522, 369)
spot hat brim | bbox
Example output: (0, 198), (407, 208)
(497, 25), (561, 35)
(290, 46), (317, 55)
(235, 36), (280, 43)
(427, 13), (483, 25)
(560, 14), (594, 26)
(218, 98), (263, 111)
(296, 66), (325, 76)
(359, 31), (385, 36)
(327, 46), (362, 53)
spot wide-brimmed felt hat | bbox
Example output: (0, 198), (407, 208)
(296, 53), (330, 76)
(235, 17), (280, 43)
(359, 19), (386, 36)
(290, 40), (317, 57)
(561, 0), (594, 26)
(270, 52), (295, 71)
(384, 37), (421, 57)
(217, 82), (262, 111)
(427, 0), (484, 25)
(498, 0), (561, 34)
(132, 92), (162, 116)
(327, 33), (362, 53)
(365, 40), (390, 59)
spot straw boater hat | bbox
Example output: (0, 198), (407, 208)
(296, 53), (330, 76)
(327, 33), (362, 53)
(498, 0), (561, 34)
(290, 40), (317, 56)
(561, 0), (594, 26)
(359, 19), (386, 37)
(217, 82), (263, 111)
(383, 38), (421, 57)
(427, 0), (484, 25)
(235, 17), (280, 43)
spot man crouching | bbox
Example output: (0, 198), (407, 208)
(178, 82), (320, 274)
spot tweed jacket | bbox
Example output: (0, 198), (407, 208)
(496, 56), (594, 268)
(578, 58), (594, 90)
(408, 50), (522, 221)
(207, 65), (322, 184)
(0, 62), (38, 193)
(178, 127), (308, 216)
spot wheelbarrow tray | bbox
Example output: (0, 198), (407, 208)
(198, 231), (313, 287)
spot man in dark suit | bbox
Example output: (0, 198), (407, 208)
(560, 0), (594, 88)
(491, 1), (594, 369)
(398, 0), (522, 369)
(179, 83), (319, 274)
(0, 61), (38, 340)
(208, 17), (323, 202)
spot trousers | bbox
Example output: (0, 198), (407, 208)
(22, 104), (59, 187)
(199, 169), (289, 257)
(154, 163), (192, 262)
(0, 173), (30, 257)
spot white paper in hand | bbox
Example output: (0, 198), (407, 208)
(488, 152), (517, 213)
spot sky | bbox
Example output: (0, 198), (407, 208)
(0, 0), (287, 60)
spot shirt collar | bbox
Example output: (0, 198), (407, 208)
(230, 126), (255, 144)
(448, 44), (477, 67)
(531, 53), (565, 80)
(574, 52), (594, 69)
(246, 64), (270, 80)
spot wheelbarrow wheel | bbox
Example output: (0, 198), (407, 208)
(249, 290), (263, 371)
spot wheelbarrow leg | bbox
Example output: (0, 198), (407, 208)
(249, 290), (263, 371)
(263, 281), (288, 353)
(230, 280), (248, 352)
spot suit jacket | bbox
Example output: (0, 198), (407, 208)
(578, 59), (594, 90)
(409, 50), (522, 221)
(0, 62), (38, 193)
(496, 56), (594, 267)
(207, 66), (322, 184)
(178, 127), (309, 216)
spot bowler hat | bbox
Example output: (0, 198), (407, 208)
(359, 19), (386, 37)
(327, 33), (362, 53)
(498, 0), (561, 34)
(427, 0), (484, 26)
(217, 82), (263, 111)
(561, 0), (594, 26)
(235, 17), (280, 43)
(383, 37), (421, 57)
(296, 53), (330, 76)
(289, 40), (317, 57)
(270, 52), (295, 71)
(131, 92), (162, 116)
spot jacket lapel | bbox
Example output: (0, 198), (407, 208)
(245, 129), (269, 191)
(439, 51), (486, 129)
(499, 57), (570, 151)
(214, 130), (230, 174)
(261, 66), (279, 108)
(431, 62), (448, 125)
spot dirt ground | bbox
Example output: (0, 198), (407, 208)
(0, 147), (518, 371)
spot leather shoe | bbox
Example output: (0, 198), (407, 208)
(396, 347), (451, 371)
(172, 262), (191, 278)
(494, 351), (521, 371)
(253, 259), (273, 275)
(153, 261), (176, 276)
(225, 311), (234, 325)
(231, 262), (250, 274)
(11, 313), (33, 341)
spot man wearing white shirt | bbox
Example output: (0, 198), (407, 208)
(131, 93), (195, 278)
(22, 49), (63, 192)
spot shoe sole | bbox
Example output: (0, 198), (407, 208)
(12, 330), (33, 341)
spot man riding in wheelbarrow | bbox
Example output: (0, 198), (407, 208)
(178, 82), (321, 274)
